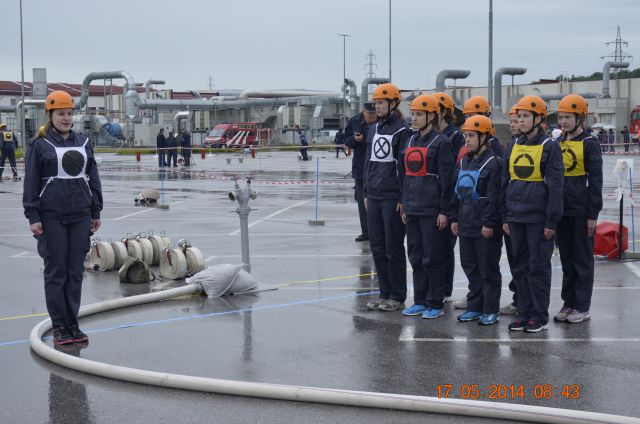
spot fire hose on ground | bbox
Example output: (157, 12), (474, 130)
(29, 282), (638, 424)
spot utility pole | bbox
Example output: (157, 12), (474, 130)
(207, 75), (214, 91)
(388, 0), (392, 82)
(488, 0), (493, 105)
(19, 0), (26, 148)
(338, 34), (351, 129)
(364, 50), (377, 79)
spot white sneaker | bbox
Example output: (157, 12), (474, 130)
(499, 303), (518, 315)
(453, 298), (468, 309)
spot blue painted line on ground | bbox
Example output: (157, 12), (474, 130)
(0, 291), (379, 348)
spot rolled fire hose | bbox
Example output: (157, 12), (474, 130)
(29, 284), (639, 424)
(148, 235), (171, 266)
(89, 242), (115, 271)
(110, 241), (129, 269)
(124, 239), (143, 261)
(159, 248), (187, 280)
(136, 237), (154, 266)
(184, 247), (205, 275)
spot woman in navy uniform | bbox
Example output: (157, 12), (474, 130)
(554, 94), (602, 323)
(398, 94), (454, 319)
(499, 105), (522, 316)
(363, 83), (409, 312)
(23, 91), (103, 345)
(450, 115), (503, 325)
(433, 92), (462, 303)
(0, 123), (20, 180)
(501, 95), (564, 333)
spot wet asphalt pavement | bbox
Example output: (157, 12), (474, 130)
(1, 149), (639, 423)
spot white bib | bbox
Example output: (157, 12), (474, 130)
(369, 123), (404, 163)
(40, 137), (91, 197)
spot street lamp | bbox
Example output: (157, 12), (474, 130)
(20, 0), (26, 148)
(337, 33), (351, 129)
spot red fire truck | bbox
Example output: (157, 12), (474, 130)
(630, 105), (640, 141)
(204, 122), (258, 148)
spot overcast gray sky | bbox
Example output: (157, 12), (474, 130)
(1, 0), (638, 92)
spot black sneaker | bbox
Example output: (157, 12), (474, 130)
(67, 325), (89, 343)
(52, 327), (74, 345)
(355, 234), (369, 242)
(508, 320), (526, 331)
(524, 320), (548, 333)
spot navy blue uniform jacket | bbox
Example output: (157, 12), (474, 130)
(398, 128), (454, 216)
(450, 149), (503, 238)
(344, 113), (374, 181)
(501, 131), (564, 229)
(23, 128), (103, 225)
(363, 112), (408, 201)
(560, 131), (602, 219)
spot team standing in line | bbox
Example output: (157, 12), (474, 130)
(356, 83), (602, 333)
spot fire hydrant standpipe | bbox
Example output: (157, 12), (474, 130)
(228, 177), (257, 273)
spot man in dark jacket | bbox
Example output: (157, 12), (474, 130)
(344, 102), (377, 241)
(621, 126), (630, 153)
(156, 128), (167, 167)
(166, 130), (178, 167)
(180, 129), (192, 166)
(0, 123), (19, 179)
(334, 129), (348, 158)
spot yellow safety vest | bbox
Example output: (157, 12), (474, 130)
(559, 140), (586, 177)
(2, 131), (13, 142)
(509, 139), (550, 182)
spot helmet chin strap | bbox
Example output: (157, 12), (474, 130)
(470, 133), (487, 154)
(565, 114), (584, 136)
(523, 114), (541, 137)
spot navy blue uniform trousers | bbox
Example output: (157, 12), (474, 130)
(556, 216), (594, 312)
(443, 232), (456, 298)
(504, 233), (517, 306)
(367, 198), (406, 302)
(459, 234), (503, 313)
(406, 215), (447, 309)
(38, 217), (91, 328)
(509, 222), (554, 324)
(0, 144), (17, 177)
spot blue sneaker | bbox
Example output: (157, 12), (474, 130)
(479, 313), (500, 326)
(403, 304), (428, 316)
(457, 311), (483, 322)
(422, 308), (444, 319)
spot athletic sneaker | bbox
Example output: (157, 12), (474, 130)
(499, 303), (518, 315)
(443, 296), (453, 302)
(355, 234), (369, 242)
(422, 308), (445, 319)
(379, 299), (405, 312)
(453, 297), (468, 309)
(553, 306), (574, 322)
(67, 325), (89, 343)
(479, 313), (500, 326)
(457, 311), (483, 322)
(366, 297), (387, 310)
(403, 304), (428, 316)
(524, 320), (548, 333)
(52, 327), (74, 346)
(508, 320), (526, 331)
(566, 310), (590, 323)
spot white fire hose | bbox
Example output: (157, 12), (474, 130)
(29, 284), (639, 424)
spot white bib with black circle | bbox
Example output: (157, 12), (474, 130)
(370, 123), (404, 163)
(39, 137), (91, 197)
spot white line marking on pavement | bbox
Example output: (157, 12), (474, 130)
(400, 337), (640, 343)
(9, 251), (30, 258)
(113, 201), (184, 220)
(624, 262), (640, 281)
(228, 200), (310, 236)
(204, 256), (217, 262)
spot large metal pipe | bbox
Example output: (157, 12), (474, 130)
(76, 71), (138, 118)
(435, 70), (471, 92)
(138, 95), (343, 112)
(145, 80), (165, 98)
(238, 90), (339, 99)
(173, 111), (190, 132)
(540, 93), (600, 102)
(361, 77), (390, 110)
(602, 61), (630, 98)
(0, 99), (45, 114)
(494, 67), (527, 112)
(343, 78), (358, 114)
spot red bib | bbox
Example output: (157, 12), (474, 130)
(404, 147), (428, 177)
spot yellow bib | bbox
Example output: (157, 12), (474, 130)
(559, 140), (585, 177)
(509, 142), (545, 182)
(2, 131), (12, 142)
